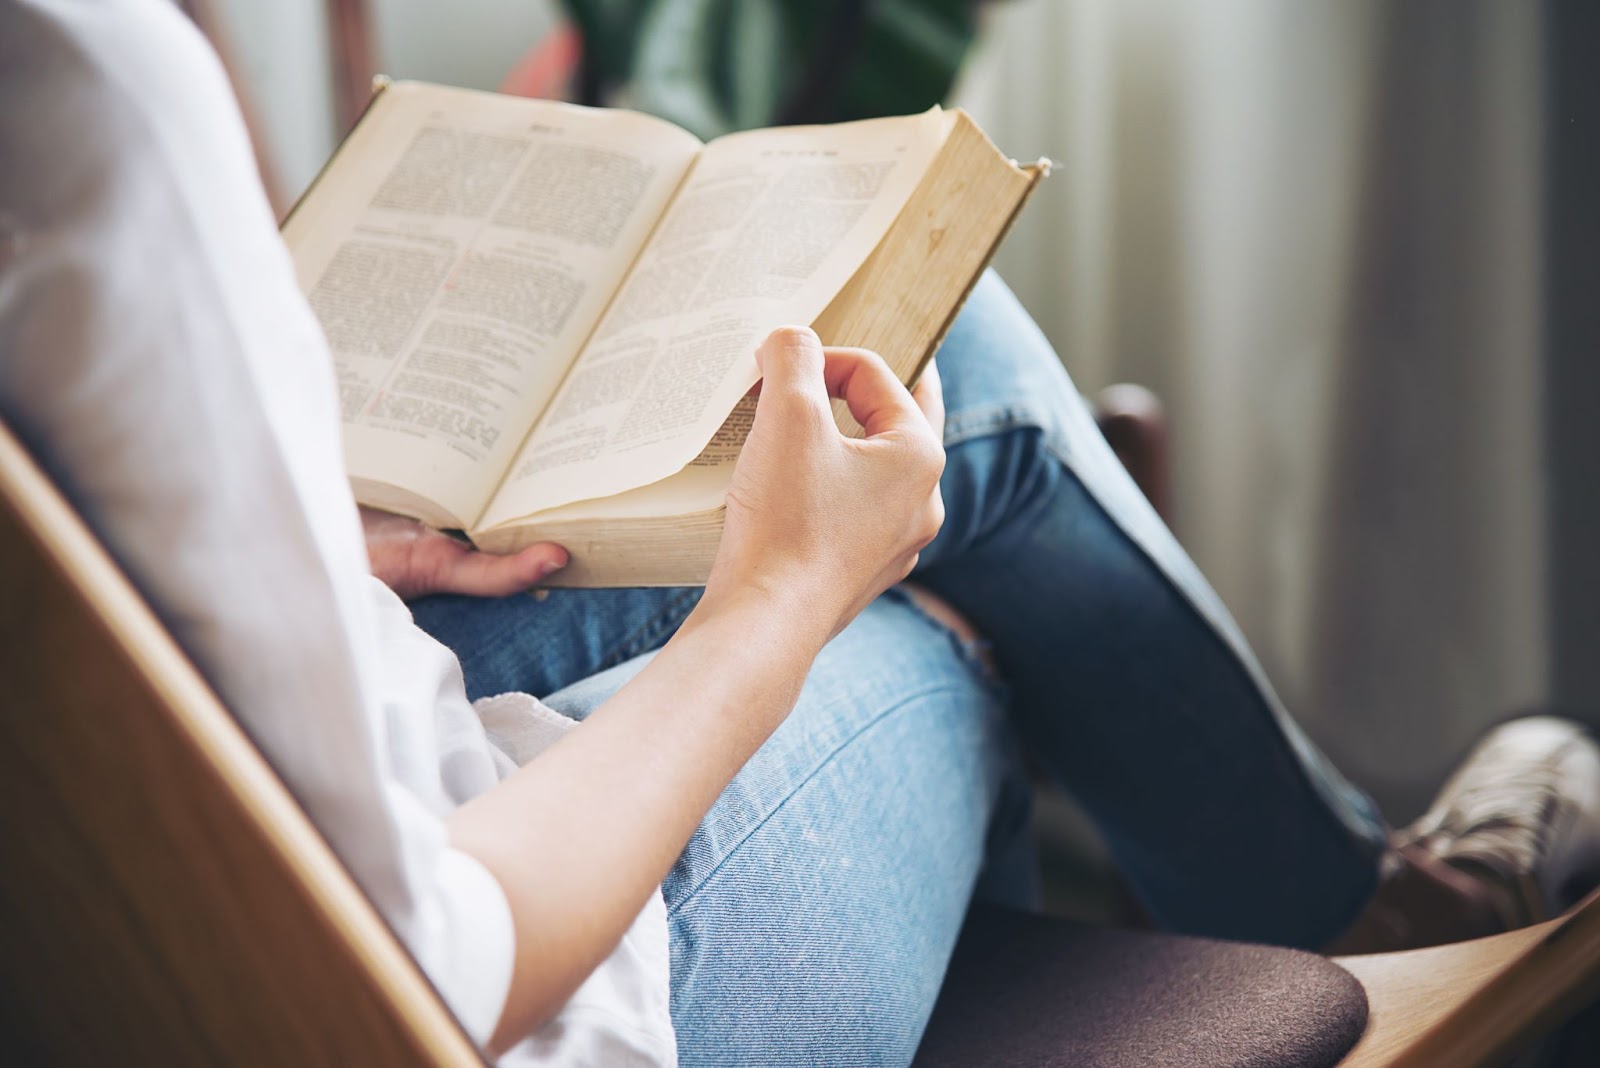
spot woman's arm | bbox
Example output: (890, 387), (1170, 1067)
(446, 327), (946, 1053)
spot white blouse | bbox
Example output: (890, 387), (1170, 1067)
(0, 1), (675, 1063)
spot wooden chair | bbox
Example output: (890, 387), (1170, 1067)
(7, 3), (1580, 1061)
(4, 417), (1600, 1066)
(0, 422), (478, 1065)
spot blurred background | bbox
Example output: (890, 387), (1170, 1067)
(198, 0), (1597, 883)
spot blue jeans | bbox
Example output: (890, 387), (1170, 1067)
(412, 273), (1387, 1067)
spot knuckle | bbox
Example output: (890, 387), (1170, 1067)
(757, 380), (825, 423)
(837, 344), (887, 367)
(913, 434), (946, 484)
(764, 378), (813, 407)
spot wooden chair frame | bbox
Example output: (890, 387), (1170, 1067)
(0, 424), (477, 1065)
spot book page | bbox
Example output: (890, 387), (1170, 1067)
(284, 82), (702, 528)
(480, 397), (752, 538)
(477, 109), (948, 529)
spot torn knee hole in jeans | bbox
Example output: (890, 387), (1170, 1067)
(896, 583), (1001, 680)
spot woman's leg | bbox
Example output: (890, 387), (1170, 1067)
(542, 592), (1026, 1068)
(410, 585), (702, 700)
(416, 270), (1385, 953)
(913, 271), (1386, 948)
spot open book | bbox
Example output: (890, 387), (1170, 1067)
(283, 81), (1046, 586)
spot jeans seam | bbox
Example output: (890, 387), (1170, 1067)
(666, 680), (981, 918)
(943, 402), (1052, 449)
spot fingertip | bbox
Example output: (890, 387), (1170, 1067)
(756, 325), (822, 372)
(767, 324), (820, 347)
(531, 543), (569, 577)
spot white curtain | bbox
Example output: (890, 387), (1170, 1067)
(211, 0), (560, 197)
(956, 0), (1547, 817)
(214, 0), (1549, 818)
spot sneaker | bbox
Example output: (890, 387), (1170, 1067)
(1399, 714), (1600, 925)
(1328, 715), (1600, 954)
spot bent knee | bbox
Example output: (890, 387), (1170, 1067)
(898, 582), (997, 676)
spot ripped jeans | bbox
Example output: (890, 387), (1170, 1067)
(411, 272), (1387, 1067)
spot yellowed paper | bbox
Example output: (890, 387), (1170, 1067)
(477, 109), (948, 528)
(284, 82), (702, 527)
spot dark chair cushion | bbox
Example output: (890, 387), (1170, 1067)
(915, 906), (1368, 1068)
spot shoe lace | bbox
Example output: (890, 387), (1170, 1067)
(1398, 736), (1581, 882)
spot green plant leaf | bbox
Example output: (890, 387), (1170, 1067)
(833, 0), (977, 120)
(558, 0), (649, 97)
(563, 0), (984, 130)
(631, 0), (734, 138)
(726, 0), (784, 131)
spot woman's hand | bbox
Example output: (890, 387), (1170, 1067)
(360, 507), (567, 600)
(453, 331), (944, 1051)
(705, 326), (946, 644)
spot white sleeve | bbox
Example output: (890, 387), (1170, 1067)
(413, 827), (518, 1042)
(0, 0), (515, 1044)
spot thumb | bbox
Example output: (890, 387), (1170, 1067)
(754, 326), (829, 419)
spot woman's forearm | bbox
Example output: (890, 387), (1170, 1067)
(449, 328), (945, 1053)
(447, 587), (829, 1053)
